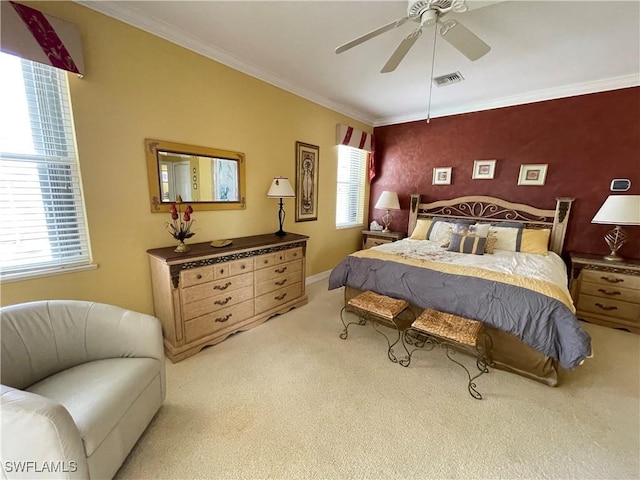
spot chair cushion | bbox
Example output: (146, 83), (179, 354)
(26, 357), (161, 457)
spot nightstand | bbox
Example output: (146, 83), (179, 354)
(361, 230), (406, 250)
(569, 252), (640, 333)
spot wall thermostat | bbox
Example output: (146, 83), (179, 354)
(610, 179), (631, 192)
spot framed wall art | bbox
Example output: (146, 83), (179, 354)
(472, 159), (496, 179)
(518, 164), (548, 186)
(295, 141), (319, 221)
(432, 167), (452, 185)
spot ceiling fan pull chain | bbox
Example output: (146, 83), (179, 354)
(426, 19), (438, 123)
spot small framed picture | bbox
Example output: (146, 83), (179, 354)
(472, 159), (496, 180)
(432, 167), (452, 185)
(518, 164), (548, 186)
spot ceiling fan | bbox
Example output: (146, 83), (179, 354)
(335, 0), (492, 73)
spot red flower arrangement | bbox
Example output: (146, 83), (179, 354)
(167, 199), (195, 242)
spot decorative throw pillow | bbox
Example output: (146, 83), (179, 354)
(488, 225), (524, 251)
(447, 233), (486, 255)
(409, 219), (432, 240)
(484, 234), (498, 254)
(469, 223), (491, 237)
(520, 228), (551, 255)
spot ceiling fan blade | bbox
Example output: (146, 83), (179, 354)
(335, 17), (410, 54)
(380, 28), (423, 73)
(439, 20), (490, 61)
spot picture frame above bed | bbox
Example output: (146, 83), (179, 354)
(472, 159), (496, 180)
(432, 167), (452, 185)
(518, 164), (548, 186)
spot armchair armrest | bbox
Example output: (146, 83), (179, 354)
(0, 385), (89, 479)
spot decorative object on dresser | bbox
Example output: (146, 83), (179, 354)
(362, 230), (406, 250)
(295, 141), (320, 222)
(374, 191), (401, 232)
(166, 195), (194, 252)
(591, 195), (640, 261)
(147, 233), (308, 362)
(570, 253), (640, 334)
(266, 177), (296, 236)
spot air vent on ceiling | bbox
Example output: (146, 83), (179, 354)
(433, 71), (464, 87)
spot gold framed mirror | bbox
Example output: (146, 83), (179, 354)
(145, 139), (246, 212)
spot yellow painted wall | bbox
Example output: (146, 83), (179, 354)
(0, 2), (371, 313)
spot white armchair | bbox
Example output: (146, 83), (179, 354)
(1, 300), (166, 479)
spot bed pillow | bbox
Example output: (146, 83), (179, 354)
(489, 225), (550, 255)
(409, 219), (432, 240)
(469, 223), (491, 237)
(426, 220), (453, 244)
(447, 233), (486, 255)
(520, 228), (551, 255)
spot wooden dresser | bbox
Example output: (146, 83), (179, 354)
(569, 252), (640, 333)
(147, 233), (309, 361)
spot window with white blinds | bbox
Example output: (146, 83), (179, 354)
(0, 52), (92, 281)
(336, 145), (367, 228)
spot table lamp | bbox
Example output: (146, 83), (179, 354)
(591, 194), (640, 261)
(374, 191), (400, 233)
(266, 177), (295, 236)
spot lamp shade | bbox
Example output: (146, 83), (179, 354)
(374, 191), (400, 210)
(591, 195), (640, 225)
(266, 177), (295, 198)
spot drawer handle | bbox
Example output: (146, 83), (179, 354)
(279, 255), (283, 260)
(597, 288), (621, 296)
(263, 259), (269, 264)
(275, 293), (287, 301)
(275, 279), (287, 286)
(374, 241), (384, 245)
(291, 253), (298, 257)
(219, 268), (225, 274)
(241, 265), (246, 270)
(595, 303), (618, 311)
(600, 276), (624, 284)
(214, 296), (232, 306)
(215, 313), (232, 323)
(196, 274), (202, 280)
(214, 282), (232, 291)
(275, 267), (287, 274)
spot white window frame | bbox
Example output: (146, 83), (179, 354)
(0, 53), (94, 282)
(335, 145), (367, 229)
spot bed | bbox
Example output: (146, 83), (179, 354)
(329, 195), (592, 386)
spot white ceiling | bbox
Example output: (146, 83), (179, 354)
(79, 0), (640, 126)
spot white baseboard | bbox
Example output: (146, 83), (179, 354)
(306, 270), (331, 286)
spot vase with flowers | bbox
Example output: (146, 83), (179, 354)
(167, 195), (195, 252)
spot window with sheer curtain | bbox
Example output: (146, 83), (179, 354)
(335, 145), (367, 228)
(0, 52), (92, 281)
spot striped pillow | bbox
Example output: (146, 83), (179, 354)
(447, 233), (486, 255)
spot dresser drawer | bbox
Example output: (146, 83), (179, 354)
(184, 299), (254, 343)
(579, 282), (640, 304)
(286, 247), (303, 263)
(255, 283), (303, 314)
(183, 285), (254, 321)
(181, 272), (253, 305)
(255, 271), (301, 296)
(229, 258), (254, 276)
(254, 259), (303, 284)
(582, 270), (640, 290)
(577, 294), (640, 323)
(181, 266), (214, 288)
(255, 253), (276, 270)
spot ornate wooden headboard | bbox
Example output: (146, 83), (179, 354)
(407, 195), (575, 256)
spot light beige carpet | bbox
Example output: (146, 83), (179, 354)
(116, 279), (640, 480)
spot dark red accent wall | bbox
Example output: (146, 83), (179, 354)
(372, 87), (640, 259)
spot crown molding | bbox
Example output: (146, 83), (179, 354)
(76, 1), (374, 126)
(374, 74), (640, 126)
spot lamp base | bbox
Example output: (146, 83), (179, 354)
(275, 230), (287, 237)
(603, 253), (623, 262)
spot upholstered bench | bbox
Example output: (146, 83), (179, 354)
(401, 308), (492, 399)
(339, 291), (413, 363)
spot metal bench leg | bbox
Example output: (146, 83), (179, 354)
(339, 306), (366, 340)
